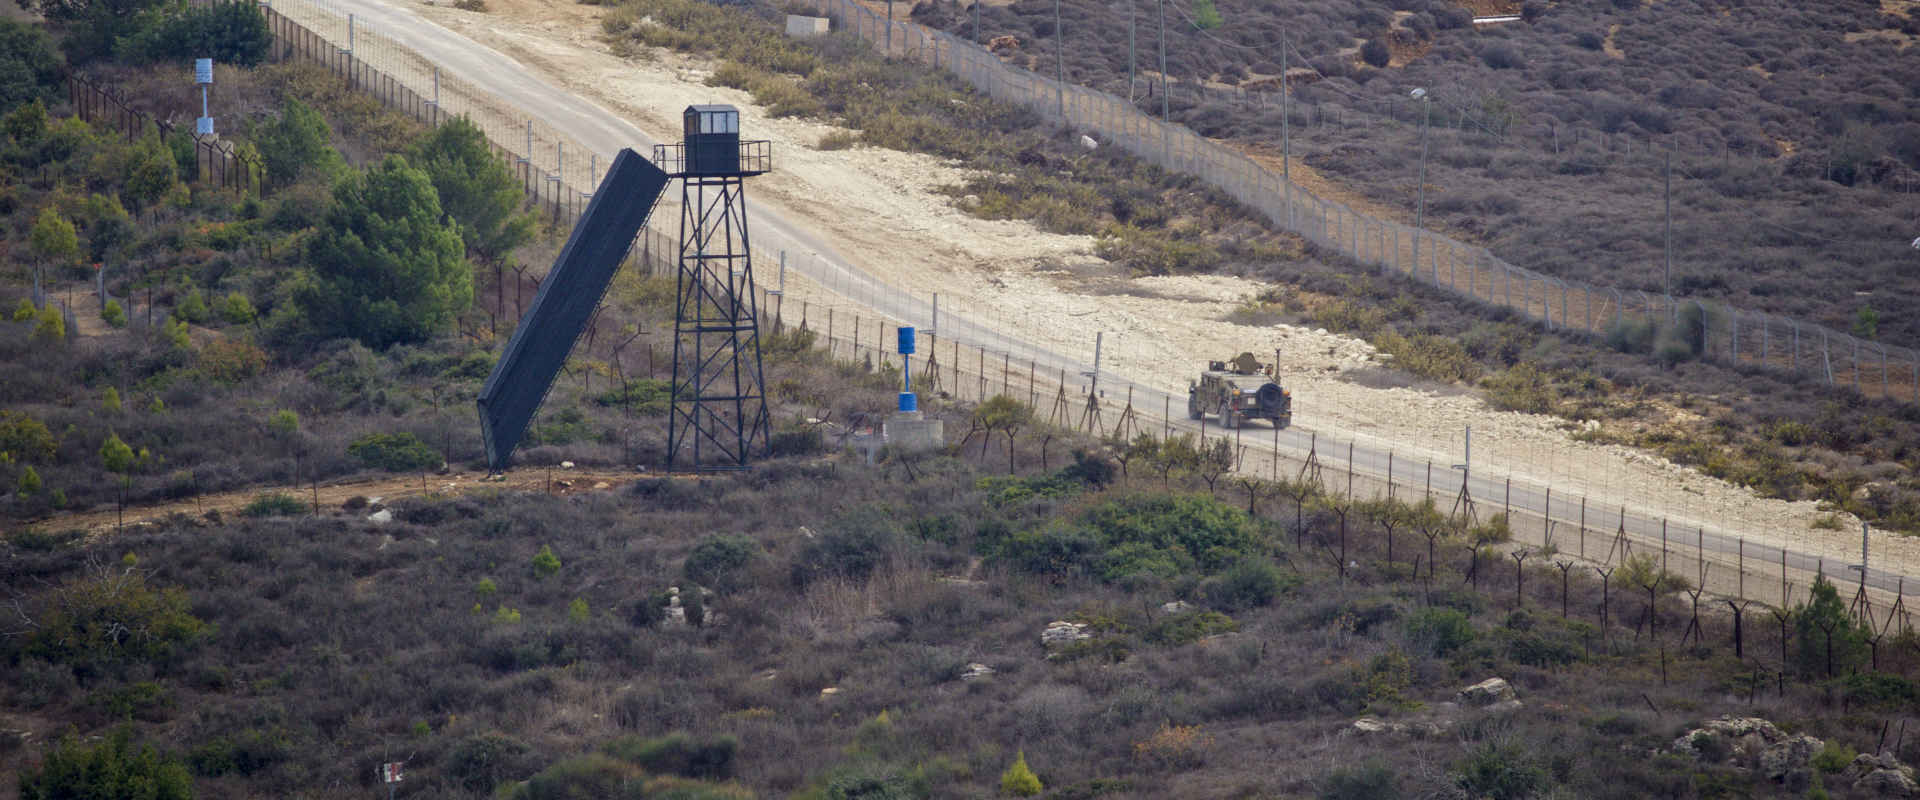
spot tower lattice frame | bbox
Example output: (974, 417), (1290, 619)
(665, 165), (771, 471)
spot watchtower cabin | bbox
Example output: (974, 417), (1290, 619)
(657, 105), (771, 177)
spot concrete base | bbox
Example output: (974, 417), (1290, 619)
(883, 411), (945, 454)
(785, 14), (829, 37)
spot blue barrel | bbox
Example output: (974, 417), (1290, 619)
(898, 392), (917, 412)
(897, 326), (915, 355)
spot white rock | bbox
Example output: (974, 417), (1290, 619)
(367, 509), (393, 525)
(1080, 134), (1098, 150)
(1160, 600), (1193, 614)
(1040, 620), (1091, 648)
(961, 662), (996, 680)
(1456, 677), (1516, 706)
(560, 461), (575, 469)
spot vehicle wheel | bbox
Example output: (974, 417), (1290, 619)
(1187, 394), (1203, 420)
(1219, 400), (1238, 429)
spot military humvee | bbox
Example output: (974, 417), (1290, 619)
(1187, 352), (1291, 429)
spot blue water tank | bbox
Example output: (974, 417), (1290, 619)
(898, 392), (917, 412)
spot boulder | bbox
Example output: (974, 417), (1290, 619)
(1456, 677), (1516, 706)
(1040, 621), (1091, 648)
(1345, 715), (1446, 738)
(1671, 716), (1824, 784)
(1160, 600), (1193, 615)
(1348, 716), (1399, 736)
(1844, 752), (1918, 797)
(1760, 736), (1822, 783)
(961, 663), (996, 681)
(367, 509), (394, 525)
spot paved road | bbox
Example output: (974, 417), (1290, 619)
(309, 0), (1916, 608)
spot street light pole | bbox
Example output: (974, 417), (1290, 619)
(1412, 88), (1431, 268)
(1663, 149), (1673, 297)
(1055, 0), (1065, 118)
(1157, 0), (1168, 123)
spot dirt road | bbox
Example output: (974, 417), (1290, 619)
(29, 467), (647, 542)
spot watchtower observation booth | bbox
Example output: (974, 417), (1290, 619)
(653, 104), (771, 177)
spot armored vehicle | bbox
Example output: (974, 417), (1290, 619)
(1188, 352), (1291, 429)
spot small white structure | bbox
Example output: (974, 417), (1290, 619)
(785, 15), (829, 37)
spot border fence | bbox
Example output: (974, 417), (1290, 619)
(243, 0), (1920, 634)
(66, 73), (261, 192)
(804, 0), (1920, 405)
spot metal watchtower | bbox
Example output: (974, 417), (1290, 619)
(655, 105), (773, 471)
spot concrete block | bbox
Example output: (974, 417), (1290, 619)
(785, 15), (829, 37)
(883, 411), (944, 453)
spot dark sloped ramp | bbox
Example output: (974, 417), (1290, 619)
(477, 148), (669, 471)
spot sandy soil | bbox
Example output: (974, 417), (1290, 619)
(293, 0), (1920, 580)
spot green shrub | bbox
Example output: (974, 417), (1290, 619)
(1360, 39), (1390, 68)
(769, 425), (824, 456)
(1404, 607), (1475, 656)
(505, 754), (639, 800)
(186, 728), (292, 778)
(1604, 316), (1656, 354)
(446, 733), (531, 793)
(1202, 559), (1297, 611)
(1374, 331), (1481, 383)
(531, 545), (561, 578)
(1481, 363), (1558, 414)
(684, 534), (756, 592)
(21, 568), (206, 668)
(1000, 750), (1042, 796)
(595, 378), (671, 415)
(1452, 741), (1545, 800)
(1838, 673), (1919, 709)
(1320, 760), (1399, 800)
(101, 298), (126, 327)
(12, 296), (35, 321)
(240, 492), (305, 517)
(346, 431), (440, 471)
(219, 292), (256, 325)
(567, 597), (590, 623)
(120, 0), (272, 66)
(817, 130), (856, 150)
(32, 303), (63, 341)
(18, 463), (41, 496)
(1811, 741), (1855, 773)
(1144, 610), (1239, 646)
(18, 728), (193, 800)
(86, 680), (172, 719)
(604, 732), (738, 780)
(172, 288), (210, 324)
(0, 409), (57, 462)
(792, 505), (902, 586)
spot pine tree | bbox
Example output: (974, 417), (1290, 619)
(295, 155), (472, 348)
